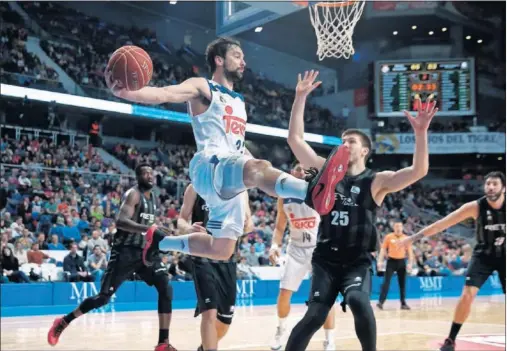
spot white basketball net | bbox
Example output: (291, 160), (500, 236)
(308, 0), (365, 60)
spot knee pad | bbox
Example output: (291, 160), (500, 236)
(79, 293), (111, 313)
(155, 279), (173, 313)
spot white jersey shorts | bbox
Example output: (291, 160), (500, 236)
(280, 244), (315, 292)
(189, 150), (252, 240)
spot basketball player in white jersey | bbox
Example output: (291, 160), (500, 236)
(106, 38), (349, 269)
(269, 161), (336, 351)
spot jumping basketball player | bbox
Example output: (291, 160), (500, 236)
(177, 184), (253, 351)
(269, 161), (336, 351)
(105, 38), (349, 265)
(47, 164), (175, 351)
(284, 71), (437, 351)
(399, 171), (505, 351)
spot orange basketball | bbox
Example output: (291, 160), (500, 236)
(107, 46), (153, 91)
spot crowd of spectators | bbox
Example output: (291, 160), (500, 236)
(1, 127), (475, 284)
(0, 2), (339, 135)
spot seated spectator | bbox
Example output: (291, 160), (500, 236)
(17, 227), (34, 250)
(48, 234), (66, 250)
(61, 217), (81, 243)
(237, 257), (256, 279)
(1, 246), (30, 283)
(27, 242), (50, 265)
(87, 229), (108, 254)
(1, 232), (15, 252)
(244, 245), (260, 267)
(168, 256), (190, 281)
(63, 243), (93, 282)
(86, 245), (107, 282)
(10, 216), (24, 238)
(35, 232), (49, 250)
(13, 240), (28, 265)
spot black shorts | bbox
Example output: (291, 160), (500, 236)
(465, 253), (506, 293)
(308, 251), (373, 307)
(192, 258), (237, 325)
(100, 246), (168, 295)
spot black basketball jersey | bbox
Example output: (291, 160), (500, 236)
(316, 168), (379, 260)
(113, 188), (156, 249)
(474, 196), (506, 257)
(191, 194), (209, 227)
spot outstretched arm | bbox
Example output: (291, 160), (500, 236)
(287, 71), (326, 170)
(106, 73), (208, 105)
(373, 96), (438, 202)
(404, 201), (478, 245)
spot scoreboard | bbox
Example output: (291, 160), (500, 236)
(374, 58), (476, 117)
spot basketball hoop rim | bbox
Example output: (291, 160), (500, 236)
(314, 0), (357, 8)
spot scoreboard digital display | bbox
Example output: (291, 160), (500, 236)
(374, 58), (476, 117)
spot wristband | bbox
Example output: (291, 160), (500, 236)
(270, 243), (279, 251)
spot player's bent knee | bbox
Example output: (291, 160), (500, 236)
(346, 291), (371, 312)
(305, 302), (331, 327)
(243, 159), (272, 186)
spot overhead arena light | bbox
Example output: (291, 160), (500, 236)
(169, 1), (177, 4)
(428, 31), (434, 35)
(477, 39), (483, 43)
(466, 35), (472, 40)
(255, 26), (263, 33)
(442, 27), (447, 32)
(393, 31), (398, 35)
(411, 25), (417, 30)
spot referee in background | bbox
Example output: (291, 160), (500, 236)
(377, 221), (414, 310)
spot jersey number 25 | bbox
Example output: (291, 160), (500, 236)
(331, 211), (349, 226)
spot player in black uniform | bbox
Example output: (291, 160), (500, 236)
(177, 184), (253, 351)
(284, 70), (438, 351)
(47, 164), (176, 351)
(399, 171), (505, 351)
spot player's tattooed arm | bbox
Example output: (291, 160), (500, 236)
(111, 77), (209, 105)
(288, 70), (326, 170)
(373, 96), (438, 203)
(116, 188), (151, 233)
(400, 201), (478, 247)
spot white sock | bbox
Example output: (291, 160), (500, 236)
(158, 235), (190, 254)
(278, 317), (287, 330)
(274, 173), (308, 200)
(324, 328), (335, 342)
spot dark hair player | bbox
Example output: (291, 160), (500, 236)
(400, 171), (506, 351)
(47, 164), (176, 351)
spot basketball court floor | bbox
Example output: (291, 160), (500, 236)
(1, 295), (504, 350)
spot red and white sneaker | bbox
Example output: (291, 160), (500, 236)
(305, 145), (349, 215)
(47, 317), (68, 346)
(154, 343), (177, 351)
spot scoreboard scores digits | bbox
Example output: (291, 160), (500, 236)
(374, 58), (476, 117)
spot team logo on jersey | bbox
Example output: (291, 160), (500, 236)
(289, 213), (317, 229)
(223, 105), (246, 137)
(335, 193), (358, 207)
(485, 224), (506, 231)
(140, 213), (155, 223)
